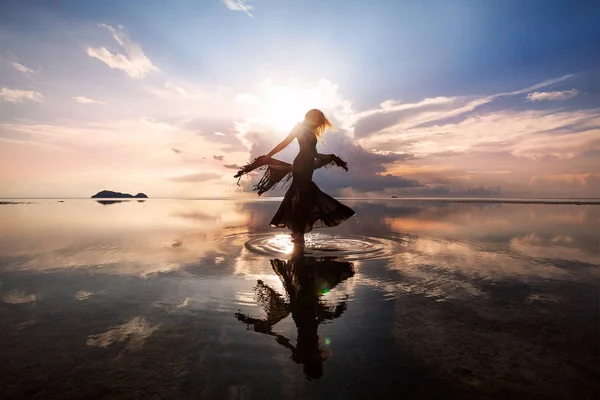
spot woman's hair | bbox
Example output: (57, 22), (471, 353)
(304, 109), (334, 138)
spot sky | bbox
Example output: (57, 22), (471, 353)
(0, 0), (598, 198)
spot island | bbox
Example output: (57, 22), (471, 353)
(91, 190), (148, 199)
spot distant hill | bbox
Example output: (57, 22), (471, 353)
(91, 190), (148, 199)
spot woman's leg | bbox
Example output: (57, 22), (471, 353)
(290, 179), (310, 244)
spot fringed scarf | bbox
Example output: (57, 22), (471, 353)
(234, 154), (348, 195)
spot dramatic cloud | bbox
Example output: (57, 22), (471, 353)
(86, 24), (158, 78)
(313, 130), (421, 193)
(526, 89), (579, 102)
(73, 96), (105, 105)
(234, 121), (420, 195)
(169, 172), (222, 182)
(222, 0), (253, 17)
(352, 76), (597, 161)
(362, 109), (600, 160)
(10, 61), (35, 75)
(347, 75), (576, 140)
(0, 54), (595, 197)
(229, 78), (423, 194)
(326, 74), (599, 197)
(0, 88), (43, 103)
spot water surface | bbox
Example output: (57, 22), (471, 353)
(0, 200), (598, 399)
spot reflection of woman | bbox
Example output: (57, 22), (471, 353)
(235, 246), (354, 380)
(235, 109), (355, 244)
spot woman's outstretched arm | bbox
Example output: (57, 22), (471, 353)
(314, 153), (349, 171)
(315, 152), (334, 160)
(265, 128), (297, 158)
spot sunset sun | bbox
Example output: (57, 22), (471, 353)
(252, 80), (340, 131)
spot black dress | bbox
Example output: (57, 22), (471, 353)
(269, 125), (355, 233)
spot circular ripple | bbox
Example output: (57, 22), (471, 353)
(243, 232), (403, 260)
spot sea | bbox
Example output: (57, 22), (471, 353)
(0, 198), (598, 399)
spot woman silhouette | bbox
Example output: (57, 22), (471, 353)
(235, 109), (355, 244)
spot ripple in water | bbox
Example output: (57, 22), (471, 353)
(243, 233), (403, 260)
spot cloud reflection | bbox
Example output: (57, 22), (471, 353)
(86, 317), (160, 352)
(2, 289), (37, 304)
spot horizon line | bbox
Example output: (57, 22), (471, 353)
(1, 197), (599, 205)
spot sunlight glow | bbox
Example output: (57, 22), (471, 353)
(269, 234), (295, 254)
(254, 79), (346, 132)
(259, 85), (312, 131)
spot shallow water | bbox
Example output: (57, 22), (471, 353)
(0, 199), (598, 399)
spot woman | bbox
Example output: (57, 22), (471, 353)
(235, 109), (355, 244)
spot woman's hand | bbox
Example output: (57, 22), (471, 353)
(331, 154), (349, 171)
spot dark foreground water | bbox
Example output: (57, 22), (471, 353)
(0, 199), (598, 399)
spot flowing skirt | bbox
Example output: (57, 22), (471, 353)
(269, 166), (355, 233)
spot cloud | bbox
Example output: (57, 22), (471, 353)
(10, 61), (35, 75)
(0, 88), (43, 103)
(348, 74), (576, 140)
(213, 155), (224, 161)
(530, 173), (600, 189)
(164, 81), (187, 96)
(144, 81), (206, 102)
(87, 24), (158, 78)
(181, 118), (247, 152)
(312, 131), (421, 193)
(223, 163), (242, 170)
(0, 116), (241, 197)
(73, 96), (105, 105)
(222, 0), (253, 17)
(362, 109), (599, 160)
(498, 74), (574, 97)
(462, 186), (503, 196)
(526, 89), (579, 102)
(350, 74), (597, 163)
(169, 172), (222, 182)
(336, 74), (597, 196)
(235, 124), (420, 194)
